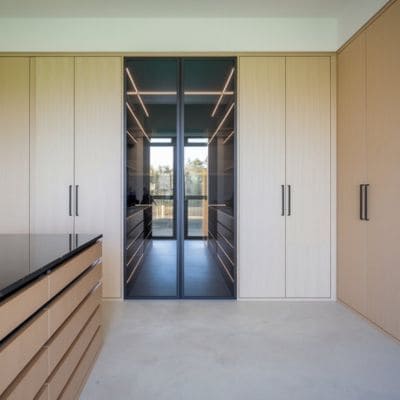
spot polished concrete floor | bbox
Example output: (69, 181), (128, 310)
(81, 301), (400, 400)
(127, 240), (231, 298)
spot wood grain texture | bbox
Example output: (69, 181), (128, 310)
(285, 57), (331, 298)
(365, 0), (400, 340)
(0, 57), (30, 233)
(30, 57), (74, 234)
(1, 348), (49, 400)
(74, 57), (122, 298)
(238, 57), (286, 298)
(0, 276), (49, 341)
(48, 241), (102, 298)
(337, 34), (368, 314)
(0, 310), (49, 395)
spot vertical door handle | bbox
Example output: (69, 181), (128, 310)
(364, 184), (369, 221)
(281, 185), (285, 216)
(68, 185), (72, 216)
(359, 184), (364, 220)
(75, 185), (79, 216)
(287, 185), (292, 216)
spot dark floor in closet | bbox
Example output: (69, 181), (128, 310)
(127, 240), (231, 298)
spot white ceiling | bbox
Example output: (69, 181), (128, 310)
(0, 0), (388, 19)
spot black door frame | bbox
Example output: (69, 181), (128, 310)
(123, 56), (237, 300)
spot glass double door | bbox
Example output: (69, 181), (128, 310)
(125, 58), (236, 298)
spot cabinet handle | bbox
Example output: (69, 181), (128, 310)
(364, 184), (369, 221)
(75, 185), (79, 217)
(359, 184), (364, 220)
(68, 185), (72, 216)
(281, 185), (285, 216)
(287, 185), (292, 216)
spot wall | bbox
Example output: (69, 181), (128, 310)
(0, 17), (337, 52)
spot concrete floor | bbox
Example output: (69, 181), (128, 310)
(81, 301), (400, 400)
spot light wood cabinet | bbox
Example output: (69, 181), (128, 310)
(239, 56), (333, 298)
(365, 0), (400, 339)
(337, 33), (368, 315)
(0, 58), (30, 234)
(30, 57), (75, 234)
(338, 0), (400, 340)
(239, 57), (286, 298)
(0, 241), (102, 399)
(75, 57), (123, 298)
(286, 57), (331, 298)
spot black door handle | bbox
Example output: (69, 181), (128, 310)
(360, 184), (364, 220)
(69, 185), (72, 216)
(281, 185), (285, 216)
(364, 184), (369, 221)
(75, 185), (79, 216)
(287, 185), (292, 216)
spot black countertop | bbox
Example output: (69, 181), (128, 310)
(0, 234), (102, 302)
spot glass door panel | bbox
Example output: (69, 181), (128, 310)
(183, 59), (236, 298)
(124, 58), (178, 298)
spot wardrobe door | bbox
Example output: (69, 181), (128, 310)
(337, 34), (368, 314)
(239, 57), (286, 298)
(30, 57), (74, 233)
(0, 58), (30, 233)
(366, 1), (400, 339)
(75, 57), (122, 298)
(286, 57), (331, 298)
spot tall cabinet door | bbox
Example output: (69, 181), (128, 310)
(286, 57), (331, 298)
(337, 34), (368, 314)
(366, 1), (400, 339)
(239, 57), (286, 298)
(0, 58), (30, 233)
(30, 57), (75, 233)
(75, 57), (123, 298)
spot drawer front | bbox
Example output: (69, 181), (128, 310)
(217, 210), (234, 232)
(0, 276), (49, 341)
(58, 327), (102, 400)
(34, 385), (49, 400)
(2, 347), (49, 400)
(217, 222), (234, 246)
(126, 210), (143, 234)
(0, 310), (49, 395)
(47, 308), (101, 400)
(126, 222), (144, 248)
(47, 263), (102, 336)
(48, 242), (102, 298)
(46, 284), (102, 373)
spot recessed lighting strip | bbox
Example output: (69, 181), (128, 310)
(126, 102), (150, 142)
(125, 68), (150, 117)
(222, 130), (235, 144)
(211, 67), (235, 117)
(209, 103), (235, 145)
(127, 91), (177, 96)
(184, 91), (234, 96)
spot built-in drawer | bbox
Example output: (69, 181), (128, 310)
(46, 283), (102, 373)
(126, 236), (144, 266)
(126, 210), (143, 234)
(126, 222), (144, 248)
(33, 385), (48, 400)
(48, 242), (102, 298)
(217, 222), (234, 246)
(217, 238), (234, 265)
(58, 327), (102, 400)
(217, 252), (234, 282)
(1, 347), (49, 400)
(46, 263), (102, 336)
(126, 244), (144, 283)
(0, 310), (49, 395)
(47, 308), (101, 400)
(0, 276), (49, 341)
(217, 210), (234, 232)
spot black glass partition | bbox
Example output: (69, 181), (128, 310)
(124, 58), (236, 299)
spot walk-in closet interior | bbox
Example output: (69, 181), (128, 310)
(124, 58), (236, 298)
